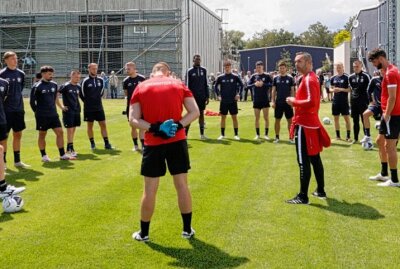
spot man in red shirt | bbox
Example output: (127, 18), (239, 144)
(129, 62), (200, 241)
(368, 49), (400, 187)
(286, 52), (331, 204)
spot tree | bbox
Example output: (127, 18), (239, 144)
(333, 30), (351, 47)
(245, 28), (301, 49)
(344, 15), (357, 32)
(222, 30), (246, 60)
(299, 22), (334, 48)
(276, 49), (293, 70)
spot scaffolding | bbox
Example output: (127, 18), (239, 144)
(0, 9), (184, 91)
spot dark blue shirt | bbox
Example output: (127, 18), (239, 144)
(248, 73), (273, 103)
(348, 71), (371, 104)
(0, 67), (25, 112)
(367, 76), (382, 106)
(0, 78), (9, 124)
(123, 74), (146, 107)
(58, 82), (81, 113)
(330, 74), (350, 104)
(273, 75), (294, 104)
(30, 80), (58, 117)
(186, 66), (209, 100)
(80, 76), (104, 112)
(214, 73), (243, 103)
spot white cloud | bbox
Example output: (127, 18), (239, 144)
(199, 0), (378, 39)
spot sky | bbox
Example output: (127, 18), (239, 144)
(200, 0), (379, 39)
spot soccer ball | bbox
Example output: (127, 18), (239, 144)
(2, 195), (24, 213)
(322, 117), (331, 125)
(375, 122), (381, 130)
(362, 141), (374, 151)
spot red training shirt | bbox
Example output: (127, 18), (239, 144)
(381, 64), (400, 115)
(131, 75), (193, 146)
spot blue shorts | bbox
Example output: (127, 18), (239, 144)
(368, 105), (382, 120)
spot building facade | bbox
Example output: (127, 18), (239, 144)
(0, 0), (222, 91)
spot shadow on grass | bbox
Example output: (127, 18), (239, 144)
(310, 197), (385, 220)
(236, 138), (263, 145)
(42, 160), (74, 170)
(194, 139), (231, 145)
(74, 153), (101, 161)
(329, 142), (352, 148)
(147, 237), (249, 269)
(0, 209), (29, 224)
(92, 149), (122, 156)
(5, 168), (44, 186)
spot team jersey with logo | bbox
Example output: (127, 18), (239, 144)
(131, 76), (193, 146)
(185, 66), (209, 100)
(381, 64), (400, 115)
(330, 74), (349, 104)
(273, 75), (294, 104)
(80, 76), (104, 112)
(58, 82), (81, 113)
(0, 67), (25, 112)
(348, 71), (371, 103)
(367, 76), (382, 106)
(214, 73), (243, 103)
(30, 80), (58, 117)
(248, 73), (273, 103)
(123, 74), (146, 107)
(0, 78), (9, 124)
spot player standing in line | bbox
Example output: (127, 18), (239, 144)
(123, 62), (146, 152)
(286, 52), (331, 204)
(80, 63), (113, 150)
(367, 49), (400, 187)
(30, 66), (73, 161)
(0, 51), (30, 168)
(129, 62), (199, 241)
(185, 54), (209, 140)
(58, 70), (82, 157)
(214, 60), (243, 140)
(348, 60), (371, 143)
(330, 62), (352, 141)
(271, 60), (295, 143)
(247, 61), (273, 140)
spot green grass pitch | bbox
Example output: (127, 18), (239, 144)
(0, 99), (399, 268)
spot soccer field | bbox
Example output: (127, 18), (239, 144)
(1, 99), (399, 269)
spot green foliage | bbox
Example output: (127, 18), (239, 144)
(276, 49), (293, 71)
(344, 15), (357, 32)
(299, 21), (334, 48)
(334, 30), (351, 47)
(245, 28), (301, 49)
(1, 100), (399, 268)
(222, 30), (246, 59)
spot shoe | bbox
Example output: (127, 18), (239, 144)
(14, 161), (31, 169)
(254, 135), (260, 140)
(217, 135), (225, 140)
(312, 190), (327, 200)
(273, 138), (279, 144)
(41, 155), (51, 162)
(286, 195), (309, 205)
(234, 135), (240, 141)
(360, 136), (370, 143)
(90, 144), (96, 150)
(0, 185), (26, 199)
(333, 137), (341, 141)
(345, 138), (352, 143)
(289, 139), (295, 144)
(132, 145), (140, 152)
(105, 144), (114, 150)
(132, 231), (149, 242)
(264, 135), (270, 141)
(369, 173), (390, 182)
(70, 151), (78, 158)
(182, 228), (195, 239)
(200, 135), (208, 140)
(377, 180), (400, 187)
(60, 154), (76, 161)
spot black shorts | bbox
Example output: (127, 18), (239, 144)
(220, 102), (238, 115)
(253, 101), (270, 109)
(0, 124), (8, 141)
(5, 111), (26, 132)
(275, 103), (294, 119)
(368, 105), (382, 120)
(84, 110), (106, 122)
(141, 140), (191, 177)
(379, 115), (400, 139)
(63, 112), (81, 128)
(195, 98), (207, 111)
(36, 115), (62, 131)
(350, 101), (368, 118)
(332, 102), (350, 116)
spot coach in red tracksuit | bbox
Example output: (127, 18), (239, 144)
(286, 52), (331, 204)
